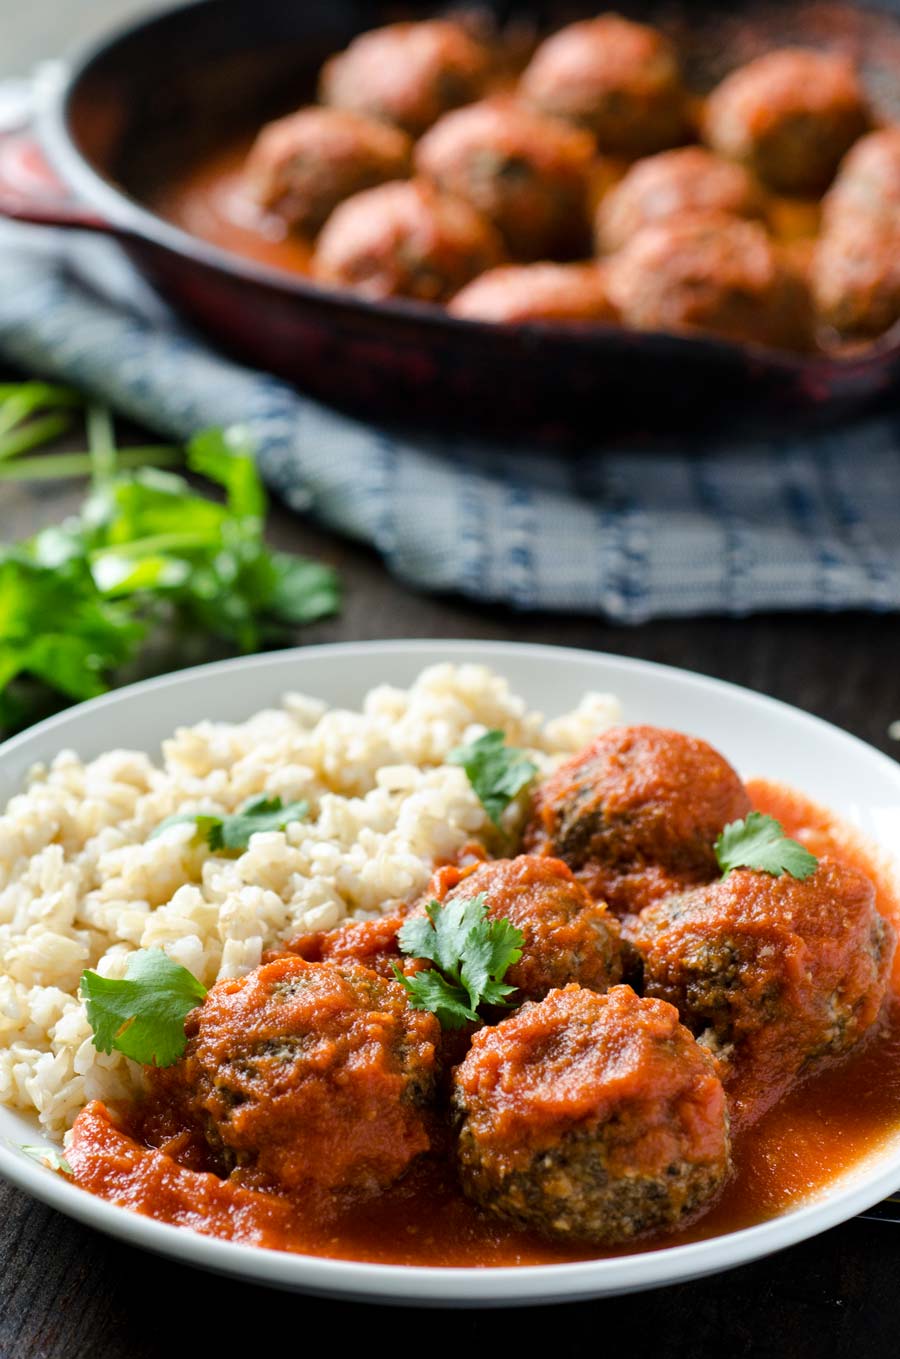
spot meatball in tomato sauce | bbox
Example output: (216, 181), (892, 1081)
(524, 725), (751, 917)
(520, 14), (689, 158)
(449, 262), (616, 324)
(453, 984), (730, 1243)
(319, 19), (492, 138)
(153, 956), (439, 1197)
(422, 855), (625, 1003)
(415, 98), (595, 260)
(312, 179), (503, 302)
(633, 859), (895, 1125)
(605, 212), (812, 350)
(595, 147), (764, 254)
(703, 48), (869, 196)
(244, 107), (412, 236)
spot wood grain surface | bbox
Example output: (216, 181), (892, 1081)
(3, 4), (900, 1355)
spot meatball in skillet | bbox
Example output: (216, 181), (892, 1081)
(319, 19), (493, 137)
(605, 212), (812, 350)
(813, 130), (900, 340)
(453, 984), (731, 1243)
(312, 179), (503, 302)
(520, 13), (690, 158)
(415, 98), (595, 260)
(421, 855), (626, 1002)
(703, 48), (869, 196)
(595, 147), (764, 254)
(244, 107), (412, 236)
(153, 956), (439, 1196)
(523, 725), (751, 917)
(449, 262), (616, 324)
(633, 859), (895, 1126)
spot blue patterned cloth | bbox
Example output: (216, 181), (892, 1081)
(1, 220), (899, 622)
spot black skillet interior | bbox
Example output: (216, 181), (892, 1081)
(61, 0), (900, 438)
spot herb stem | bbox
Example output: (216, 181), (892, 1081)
(89, 529), (215, 562)
(87, 405), (117, 486)
(0, 413), (76, 461)
(0, 446), (182, 481)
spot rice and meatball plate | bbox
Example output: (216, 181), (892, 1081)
(2, 651), (900, 1284)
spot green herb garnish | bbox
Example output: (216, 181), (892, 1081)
(393, 894), (524, 1028)
(19, 1144), (73, 1175)
(715, 812), (818, 881)
(152, 794), (309, 852)
(80, 948), (207, 1067)
(447, 730), (538, 826)
(0, 389), (340, 736)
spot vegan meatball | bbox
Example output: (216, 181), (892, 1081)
(243, 107), (412, 236)
(813, 129), (900, 340)
(158, 955), (440, 1196)
(312, 179), (503, 302)
(453, 984), (730, 1242)
(595, 147), (764, 254)
(422, 855), (625, 1002)
(520, 14), (690, 158)
(703, 48), (869, 196)
(415, 98), (595, 260)
(604, 212), (812, 350)
(634, 859), (895, 1125)
(523, 725), (751, 917)
(319, 19), (493, 137)
(449, 262), (616, 323)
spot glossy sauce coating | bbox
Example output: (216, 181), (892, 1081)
(67, 779), (900, 1266)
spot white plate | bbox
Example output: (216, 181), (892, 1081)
(2, 639), (900, 1307)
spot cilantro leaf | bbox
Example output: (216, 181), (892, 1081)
(80, 948), (207, 1067)
(151, 794), (309, 853)
(19, 1144), (73, 1175)
(395, 894), (524, 1027)
(391, 964), (477, 1030)
(447, 730), (538, 826)
(715, 812), (818, 881)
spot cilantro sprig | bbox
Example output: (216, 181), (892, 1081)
(715, 812), (818, 881)
(80, 948), (207, 1067)
(448, 730), (538, 826)
(0, 390), (340, 736)
(393, 894), (524, 1028)
(151, 794), (309, 852)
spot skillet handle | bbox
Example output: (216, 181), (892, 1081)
(0, 131), (112, 233)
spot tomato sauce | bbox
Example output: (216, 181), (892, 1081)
(66, 779), (900, 1267)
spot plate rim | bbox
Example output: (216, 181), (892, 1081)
(2, 636), (900, 1305)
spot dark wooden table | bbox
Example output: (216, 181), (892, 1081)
(4, 4), (900, 1355)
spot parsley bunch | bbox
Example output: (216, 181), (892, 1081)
(394, 894), (524, 1028)
(0, 387), (340, 735)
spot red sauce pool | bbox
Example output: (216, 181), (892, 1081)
(66, 779), (900, 1266)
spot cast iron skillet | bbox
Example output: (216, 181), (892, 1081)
(4, 0), (900, 436)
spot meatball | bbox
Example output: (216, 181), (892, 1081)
(595, 147), (764, 254)
(813, 130), (900, 340)
(633, 859), (895, 1125)
(243, 107), (412, 236)
(813, 216), (900, 341)
(520, 14), (689, 158)
(276, 913), (408, 981)
(319, 19), (492, 137)
(312, 179), (503, 302)
(158, 955), (439, 1195)
(703, 49), (869, 196)
(415, 98), (595, 260)
(604, 212), (812, 350)
(422, 855), (625, 1002)
(453, 984), (730, 1242)
(523, 725), (751, 917)
(449, 262), (616, 324)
